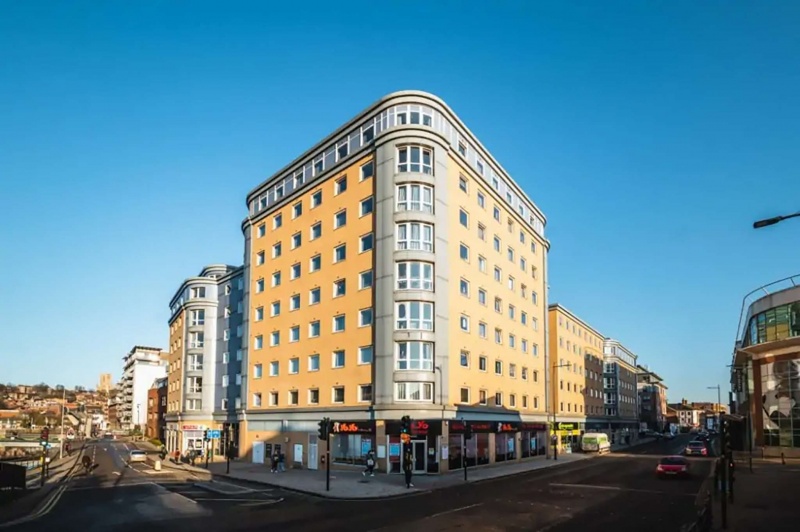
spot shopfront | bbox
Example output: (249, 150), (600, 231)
(552, 422), (582, 454)
(520, 422), (548, 458)
(494, 422), (519, 462)
(181, 423), (209, 456)
(330, 420), (376, 467)
(385, 419), (441, 474)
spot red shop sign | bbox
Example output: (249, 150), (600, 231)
(411, 420), (430, 436)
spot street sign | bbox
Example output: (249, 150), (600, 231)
(209, 430), (221, 439)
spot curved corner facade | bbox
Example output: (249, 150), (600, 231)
(240, 92), (550, 474)
(733, 278), (800, 454)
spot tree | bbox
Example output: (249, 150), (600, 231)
(0, 398), (8, 410)
(75, 385), (85, 392)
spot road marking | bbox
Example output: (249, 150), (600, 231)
(164, 487), (198, 504)
(424, 503), (483, 519)
(194, 497), (283, 502)
(113, 471), (121, 476)
(239, 498), (284, 507)
(549, 483), (696, 497)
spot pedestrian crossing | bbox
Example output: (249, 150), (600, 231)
(158, 482), (284, 508)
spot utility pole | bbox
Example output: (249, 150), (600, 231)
(58, 388), (66, 459)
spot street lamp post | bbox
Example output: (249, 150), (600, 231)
(753, 211), (800, 229)
(58, 388), (66, 460)
(552, 363), (572, 461)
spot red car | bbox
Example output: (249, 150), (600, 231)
(656, 456), (692, 478)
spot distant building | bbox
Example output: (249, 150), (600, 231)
(119, 346), (167, 431)
(146, 377), (167, 443)
(668, 400), (702, 429)
(637, 365), (668, 432)
(603, 339), (640, 443)
(97, 373), (113, 394)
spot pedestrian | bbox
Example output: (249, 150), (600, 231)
(402, 449), (413, 488)
(278, 451), (286, 472)
(363, 450), (376, 477)
(270, 451), (279, 473)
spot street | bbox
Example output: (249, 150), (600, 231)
(5, 435), (712, 531)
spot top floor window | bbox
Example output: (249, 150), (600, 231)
(396, 184), (433, 214)
(397, 146), (433, 175)
(190, 287), (206, 299)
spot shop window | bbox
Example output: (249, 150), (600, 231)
(332, 433), (373, 466)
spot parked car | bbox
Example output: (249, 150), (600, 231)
(656, 456), (692, 478)
(129, 450), (147, 463)
(684, 440), (708, 456)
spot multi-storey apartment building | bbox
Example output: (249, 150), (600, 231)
(637, 365), (668, 432)
(119, 346), (167, 432)
(602, 339), (640, 443)
(242, 91), (549, 474)
(547, 304), (605, 451)
(146, 377), (167, 442)
(165, 265), (244, 456)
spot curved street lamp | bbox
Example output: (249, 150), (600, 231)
(753, 211), (800, 229)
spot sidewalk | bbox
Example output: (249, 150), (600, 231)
(25, 447), (82, 489)
(710, 461), (800, 531)
(210, 453), (591, 499)
(132, 441), (211, 477)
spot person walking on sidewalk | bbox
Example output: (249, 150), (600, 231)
(363, 450), (376, 477)
(402, 449), (414, 488)
(278, 451), (286, 472)
(270, 451), (279, 473)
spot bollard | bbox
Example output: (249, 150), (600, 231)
(154, 459), (162, 471)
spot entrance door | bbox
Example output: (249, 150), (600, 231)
(412, 441), (426, 473)
(308, 443), (318, 470)
(252, 441), (265, 464)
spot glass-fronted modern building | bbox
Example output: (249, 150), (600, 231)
(732, 275), (800, 455)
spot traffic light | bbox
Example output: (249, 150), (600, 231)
(464, 422), (473, 440)
(400, 415), (411, 435)
(318, 418), (330, 441)
(40, 427), (49, 443)
(203, 430), (210, 442)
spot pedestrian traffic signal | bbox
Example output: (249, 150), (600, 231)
(318, 417), (330, 441)
(401, 415), (411, 434)
(40, 427), (49, 442)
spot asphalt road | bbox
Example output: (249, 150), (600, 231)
(8, 435), (712, 532)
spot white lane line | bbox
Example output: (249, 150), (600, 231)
(424, 503), (483, 520)
(193, 497), (283, 502)
(549, 483), (696, 497)
(240, 498), (284, 507)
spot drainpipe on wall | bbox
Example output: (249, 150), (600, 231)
(543, 245), (551, 459)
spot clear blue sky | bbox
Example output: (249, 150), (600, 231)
(1, 1), (798, 404)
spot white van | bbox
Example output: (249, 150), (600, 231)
(581, 432), (611, 454)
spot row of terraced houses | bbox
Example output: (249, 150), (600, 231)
(153, 91), (671, 475)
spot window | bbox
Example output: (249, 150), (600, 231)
(495, 360), (503, 375)
(292, 202), (302, 218)
(254, 335), (263, 349)
(458, 140), (467, 156)
(359, 308), (373, 326)
(358, 346), (373, 364)
(308, 354), (320, 371)
(459, 176), (468, 192)
(493, 236), (501, 252)
(495, 328), (503, 344)
(334, 209), (347, 228)
(190, 287), (206, 299)
(396, 261), (433, 290)
(396, 341), (434, 370)
(333, 279), (346, 297)
(290, 326), (300, 342)
(334, 244), (347, 262)
(269, 392), (278, 406)
(332, 387), (345, 403)
(335, 176), (347, 195)
(304, 388), (318, 405)
(397, 146), (433, 174)
(289, 358), (299, 374)
(507, 247), (514, 262)
(459, 244), (470, 261)
(460, 314), (470, 331)
(252, 393), (262, 407)
(396, 184), (433, 213)
(478, 322), (487, 338)
(359, 270), (374, 289)
(291, 232), (302, 249)
(311, 190), (322, 208)
(493, 206), (500, 221)
(494, 267), (502, 282)
(333, 350), (345, 368)
(479, 356), (487, 371)
(476, 159), (484, 175)
(396, 382), (433, 402)
(270, 331), (280, 346)
(494, 297), (502, 313)
(478, 289), (487, 305)
(257, 224), (266, 238)
(396, 222), (434, 252)
(309, 320), (321, 337)
(256, 251), (265, 265)
(309, 287), (321, 304)
(223, 329), (230, 341)
(310, 254), (321, 272)
(253, 364), (263, 379)
(358, 385), (372, 402)
(396, 302), (434, 330)
(495, 392), (503, 407)
(273, 214), (283, 229)
(189, 332), (204, 349)
(532, 291), (539, 305)
(459, 209), (469, 228)
(359, 233), (374, 252)
(271, 301), (280, 317)
(288, 390), (299, 406)
(521, 367), (528, 381)
(509, 364), (517, 378)
(460, 279), (470, 297)
(190, 309), (205, 326)
(477, 192), (485, 208)
(269, 361), (279, 377)
(478, 256), (487, 272)
(360, 161), (374, 181)
(520, 257), (527, 271)
(360, 196), (374, 216)
(479, 390), (487, 405)
(310, 223), (322, 240)
(477, 224), (486, 240)
(509, 394), (516, 408)
(333, 314), (346, 332)
(255, 306), (264, 321)
(290, 294), (300, 310)
(271, 271), (281, 287)
(221, 398), (228, 410)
